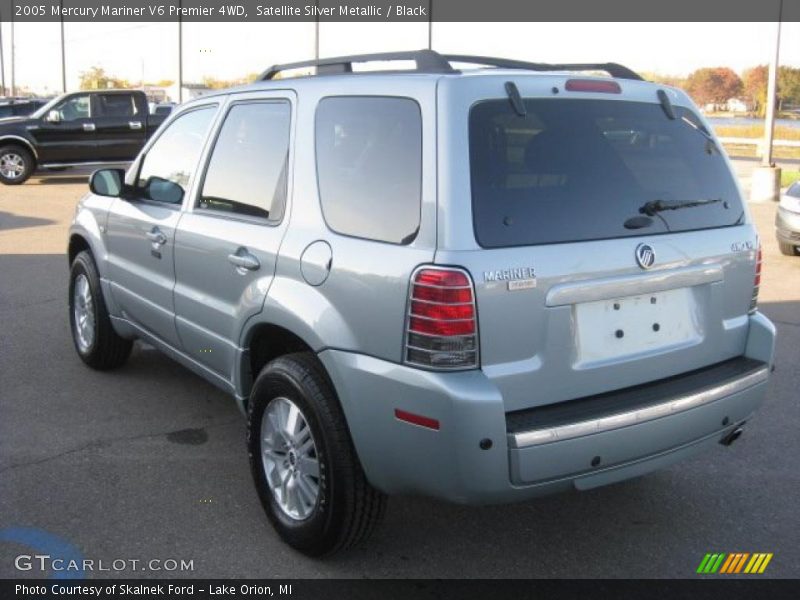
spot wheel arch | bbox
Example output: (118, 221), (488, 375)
(68, 233), (92, 266)
(0, 136), (38, 161)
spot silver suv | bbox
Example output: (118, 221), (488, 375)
(67, 51), (776, 556)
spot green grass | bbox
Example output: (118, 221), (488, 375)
(713, 124), (800, 141)
(782, 170), (800, 187)
(721, 144), (800, 160)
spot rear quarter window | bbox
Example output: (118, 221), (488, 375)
(315, 96), (422, 245)
(469, 98), (744, 247)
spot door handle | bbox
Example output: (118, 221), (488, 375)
(82, 123), (96, 132)
(129, 121), (143, 130)
(227, 248), (260, 272)
(146, 228), (167, 246)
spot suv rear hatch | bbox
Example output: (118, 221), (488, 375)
(434, 74), (759, 412)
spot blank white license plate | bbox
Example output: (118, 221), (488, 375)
(574, 288), (699, 365)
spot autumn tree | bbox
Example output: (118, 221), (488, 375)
(779, 67), (800, 109)
(743, 65), (800, 116)
(743, 65), (768, 115)
(641, 72), (687, 89)
(79, 66), (130, 90)
(685, 67), (743, 110)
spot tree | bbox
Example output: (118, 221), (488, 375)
(78, 66), (130, 90)
(640, 72), (687, 89)
(778, 66), (800, 109)
(743, 65), (768, 115)
(685, 67), (743, 110)
(743, 65), (800, 116)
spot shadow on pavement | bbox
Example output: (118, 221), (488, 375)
(0, 211), (55, 232)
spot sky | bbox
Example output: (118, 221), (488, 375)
(1, 21), (799, 94)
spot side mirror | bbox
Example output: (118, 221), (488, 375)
(89, 168), (126, 197)
(45, 110), (61, 123)
(143, 176), (184, 205)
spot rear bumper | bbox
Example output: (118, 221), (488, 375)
(776, 206), (800, 244)
(319, 312), (776, 504)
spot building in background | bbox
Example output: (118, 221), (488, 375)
(166, 82), (212, 103)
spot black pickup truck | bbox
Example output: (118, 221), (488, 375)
(0, 89), (167, 185)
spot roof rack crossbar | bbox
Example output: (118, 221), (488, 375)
(258, 49), (642, 82)
(258, 49), (456, 80)
(440, 54), (643, 81)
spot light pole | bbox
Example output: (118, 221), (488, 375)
(427, 0), (432, 49)
(314, 0), (319, 59)
(10, 9), (15, 96)
(751, 0), (783, 203)
(762, 8), (782, 167)
(0, 15), (6, 96)
(178, 0), (183, 102)
(60, 0), (67, 92)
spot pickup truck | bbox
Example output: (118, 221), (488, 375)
(0, 89), (167, 185)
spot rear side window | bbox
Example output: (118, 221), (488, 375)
(96, 94), (138, 117)
(199, 101), (291, 221)
(315, 97), (422, 244)
(469, 99), (744, 247)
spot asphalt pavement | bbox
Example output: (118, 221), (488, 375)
(0, 166), (798, 578)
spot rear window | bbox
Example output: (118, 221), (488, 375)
(469, 99), (744, 247)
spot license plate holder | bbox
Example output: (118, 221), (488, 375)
(574, 288), (698, 365)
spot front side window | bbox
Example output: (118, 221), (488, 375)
(137, 106), (216, 204)
(315, 96), (422, 244)
(199, 101), (291, 221)
(55, 95), (90, 121)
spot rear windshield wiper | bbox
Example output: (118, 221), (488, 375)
(639, 197), (723, 216)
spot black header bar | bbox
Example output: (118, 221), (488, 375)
(0, 0), (799, 23)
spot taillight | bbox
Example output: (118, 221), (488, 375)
(405, 267), (479, 369)
(749, 243), (762, 314)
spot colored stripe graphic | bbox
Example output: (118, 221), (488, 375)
(744, 554), (761, 573)
(758, 554), (773, 573)
(719, 554), (736, 574)
(722, 553), (740, 574)
(701, 553), (726, 573)
(734, 553), (750, 573)
(700, 552), (774, 575)
(696, 554), (713, 573)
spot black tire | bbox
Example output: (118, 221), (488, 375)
(247, 352), (386, 556)
(0, 144), (35, 185)
(778, 240), (798, 256)
(68, 250), (133, 370)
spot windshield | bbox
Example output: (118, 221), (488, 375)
(469, 98), (744, 248)
(31, 95), (67, 119)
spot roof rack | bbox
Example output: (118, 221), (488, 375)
(258, 49), (642, 82)
(440, 54), (643, 81)
(258, 49), (456, 80)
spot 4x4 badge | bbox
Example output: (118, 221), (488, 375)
(635, 244), (656, 269)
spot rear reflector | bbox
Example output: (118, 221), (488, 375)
(749, 243), (762, 314)
(405, 267), (479, 370)
(394, 409), (440, 431)
(565, 79), (622, 94)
